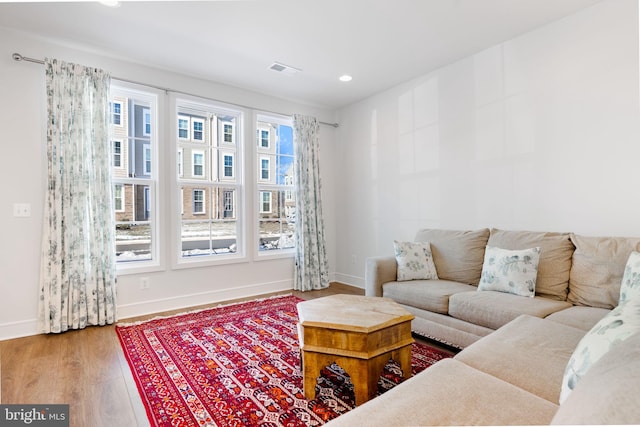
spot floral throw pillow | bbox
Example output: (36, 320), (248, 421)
(394, 241), (439, 281)
(477, 246), (541, 297)
(619, 251), (640, 304)
(559, 297), (640, 404)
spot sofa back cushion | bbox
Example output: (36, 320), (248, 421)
(487, 229), (575, 301)
(568, 234), (640, 309)
(414, 228), (489, 285)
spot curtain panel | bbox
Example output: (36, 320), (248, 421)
(293, 114), (329, 291)
(39, 58), (117, 333)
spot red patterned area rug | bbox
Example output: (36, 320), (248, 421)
(116, 295), (452, 427)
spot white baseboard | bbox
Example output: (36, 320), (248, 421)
(333, 273), (364, 289)
(116, 279), (293, 320)
(0, 280), (293, 341)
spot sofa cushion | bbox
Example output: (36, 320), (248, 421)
(393, 240), (438, 281)
(568, 233), (640, 308)
(545, 306), (610, 331)
(559, 297), (640, 403)
(383, 280), (477, 314)
(619, 251), (640, 303)
(323, 358), (559, 427)
(477, 245), (541, 297)
(487, 229), (574, 301)
(455, 315), (585, 403)
(448, 291), (571, 330)
(414, 228), (489, 285)
(552, 331), (640, 425)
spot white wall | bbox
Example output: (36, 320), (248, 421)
(0, 27), (337, 339)
(334, 0), (640, 288)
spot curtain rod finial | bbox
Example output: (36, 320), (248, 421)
(12, 53), (24, 62)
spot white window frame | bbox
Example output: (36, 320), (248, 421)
(113, 139), (123, 168)
(178, 115), (190, 141)
(143, 107), (151, 137)
(260, 156), (270, 181)
(114, 184), (124, 212)
(111, 83), (162, 275)
(260, 191), (272, 213)
(258, 128), (270, 148)
(143, 144), (151, 175)
(192, 150), (205, 178)
(193, 189), (205, 215)
(222, 153), (234, 179)
(222, 121), (235, 144)
(111, 101), (122, 127)
(192, 117), (205, 142)
(173, 96), (245, 268)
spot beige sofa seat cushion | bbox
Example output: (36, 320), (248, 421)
(382, 280), (477, 314)
(324, 358), (558, 427)
(568, 233), (640, 308)
(487, 228), (574, 301)
(449, 291), (572, 330)
(552, 331), (640, 425)
(545, 306), (611, 331)
(414, 228), (489, 285)
(455, 315), (585, 403)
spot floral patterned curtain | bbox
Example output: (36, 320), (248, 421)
(39, 58), (117, 333)
(293, 114), (329, 291)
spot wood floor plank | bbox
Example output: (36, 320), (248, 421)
(0, 283), (364, 426)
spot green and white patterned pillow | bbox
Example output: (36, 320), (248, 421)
(394, 240), (439, 281)
(620, 251), (640, 303)
(477, 246), (541, 297)
(560, 297), (640, 404)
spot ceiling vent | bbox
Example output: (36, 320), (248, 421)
(269, 62), (302, 76)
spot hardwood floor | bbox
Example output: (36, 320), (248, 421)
(0, 283), (364, 427)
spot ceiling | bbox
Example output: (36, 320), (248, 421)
(0, 0), (602, 109)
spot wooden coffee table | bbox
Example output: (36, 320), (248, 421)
(296, 294), (414, 405)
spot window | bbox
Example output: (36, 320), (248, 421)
(260, 157), (270, 181)
(114, 184), (124, 212)
(192, 118), (204, 142)
(223, 153), (234, 178)
(223, 122), (234, 144)
(258, 128), (270, 148)
(178, 115), (189, 140)
(143, 144), (151, 175)
(143, 108), (151, 136)
(260, 191), (272, 213)
(111, 85), (158, 266)
(193, 189), (205, 214)
(176, 99), (242, 261)
(192, 150), (205, 177)
(256, 114), (295, 253)
(113, 140), (122, 168)
(111, 101), (122, 126)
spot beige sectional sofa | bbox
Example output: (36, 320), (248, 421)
(325, 228), (640, 426)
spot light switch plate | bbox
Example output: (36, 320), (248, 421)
(13, 203), (31, 217)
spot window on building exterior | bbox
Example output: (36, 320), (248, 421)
(110, 86), (158, 266)
(113, 140), (122, 168)
(256, 114), (295, 253)
(176, 100), (242, 261)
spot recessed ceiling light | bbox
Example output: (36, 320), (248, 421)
(339, 75), (353, 82)
(99, 1), (120, 7)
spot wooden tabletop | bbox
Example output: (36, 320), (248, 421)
(297, 294), (414, 333)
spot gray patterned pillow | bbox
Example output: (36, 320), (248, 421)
(394, 241), (439, 281)
(559, 297), (640, 404)
(620, 251), (640, 303)
(477, 246), (541, 297)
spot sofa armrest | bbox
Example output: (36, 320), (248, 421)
(365, 256), (397, 297)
